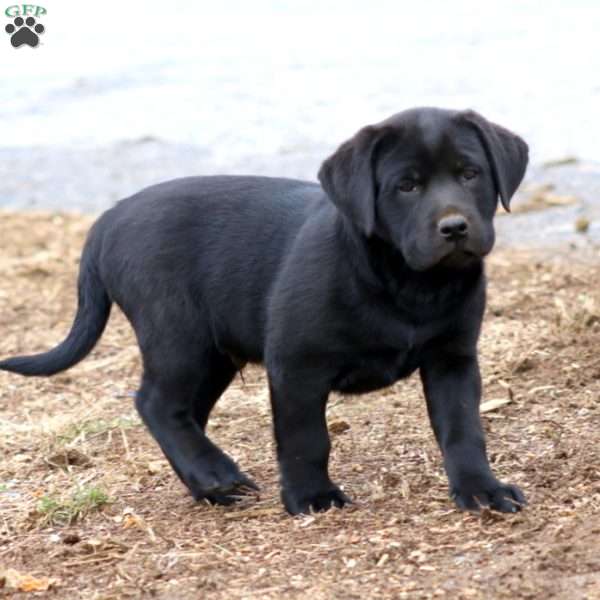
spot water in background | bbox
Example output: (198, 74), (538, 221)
(1, 0), (600, 218)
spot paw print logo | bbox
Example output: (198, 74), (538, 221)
(5, 16), (45, 48)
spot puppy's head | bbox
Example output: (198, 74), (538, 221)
(318, 107), (528, 271)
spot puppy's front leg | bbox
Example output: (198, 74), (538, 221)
(268, 367), (351, 515)
(420, 351), (526, 512)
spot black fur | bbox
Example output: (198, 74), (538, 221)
(0, 107), (528, 515)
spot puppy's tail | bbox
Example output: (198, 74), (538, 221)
(0, 245), (111, 377)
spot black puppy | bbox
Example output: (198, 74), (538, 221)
(0, 108), (528, 515)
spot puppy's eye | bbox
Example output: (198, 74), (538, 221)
(462, 168), (478, 181)
(397, 180), (419, 193)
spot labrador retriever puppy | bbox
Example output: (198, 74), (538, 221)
(0, 107), (528, 515)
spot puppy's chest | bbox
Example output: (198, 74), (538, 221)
(332, 346), (421, 395)
(332, 306), (452, 395)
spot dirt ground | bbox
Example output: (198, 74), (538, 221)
(0, 210), (599, 600)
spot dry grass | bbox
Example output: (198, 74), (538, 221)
(0, 210), (599, 599)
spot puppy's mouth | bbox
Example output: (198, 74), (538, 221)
(403, 238), (490, 272)
(437, 242), (482, 269)
(439, 249), (477, 268)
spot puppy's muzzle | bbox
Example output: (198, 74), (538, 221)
(438, 214), (469, 242)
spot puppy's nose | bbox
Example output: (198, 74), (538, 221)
(438, 214), (468, 240)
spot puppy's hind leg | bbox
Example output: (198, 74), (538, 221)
(135, 341), (257, 505)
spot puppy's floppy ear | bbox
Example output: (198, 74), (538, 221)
(318, 125), (386, 236)
(461, 110), (529, 212)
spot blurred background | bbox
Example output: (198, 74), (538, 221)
(1, 0), (600, 243)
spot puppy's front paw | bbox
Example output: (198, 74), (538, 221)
(187, 451), (259, 504)
(451, 478), (526, 513)
(282, 483), (351, 515)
